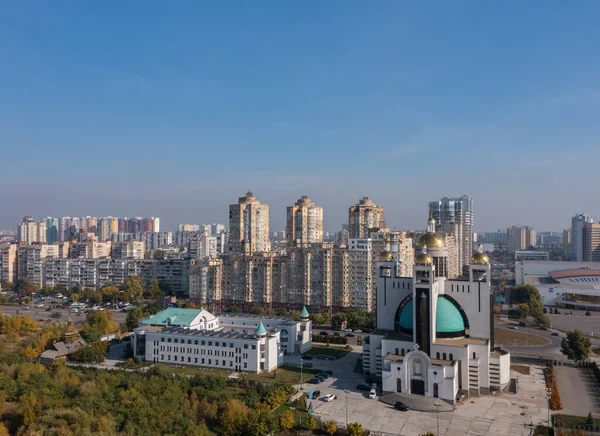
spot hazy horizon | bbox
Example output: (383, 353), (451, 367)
(2, 2), (599, 233)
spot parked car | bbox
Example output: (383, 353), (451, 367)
(322, 370), (333, 375)
(356, 384), (371, 391)
(319, 331), (329, 336)
(508, 326), (519, 330)
(307, 378), (320, 384)
(302, 362), (313, 368)
(318, 373), (330, 379)
(323, 394), (337, 402)
(45, 307), (52, 312)
(368, 389), (377, 399)
(309, 390), (321, 399)
(394, 401), (409, 411)
(303, 355), (313, 360)
(333, 332), (341, 337)
(550, 332), (560, 336)
(354, 329), (363, 333)
(345, 333), (355, 338)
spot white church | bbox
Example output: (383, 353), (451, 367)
(363, 217), (511, 405)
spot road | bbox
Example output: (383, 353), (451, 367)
(0, 304), (127, 324)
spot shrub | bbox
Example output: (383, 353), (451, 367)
(326, 420), (337, 435)
(347, 422), (363, 436)
(543, 308), (548, 314)
(586, 311), (592, 316)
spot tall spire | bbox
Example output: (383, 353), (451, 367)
(427, 213), (436, 233)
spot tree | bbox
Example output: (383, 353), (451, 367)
(153, 250), (166, 259)
(219, 399), (249, 435)
(1, 282), (15, 291)
(145, 279), (163, 298)
(81, 311), (118, 343)
(586, 412), (594, 427)
(511, 285), (549, 326)
(126, 306), (145, 331)
(518, 303), (530, 320)
(15, 278), (40, 295)
(72, 343), (106, 363)
(244, 410), (270, 436)
(279, 410), (295, 431)
(326, 420), (337, 435)
(123, 276), (145, 301)
(347, 422), (363, 436)
(100, 284), (120, 300)
(561, 329), (592, 361)
(303, 414), (317, 430)
(0, 422), (8, 436)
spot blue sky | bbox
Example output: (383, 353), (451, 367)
(1, 2), (600, 232)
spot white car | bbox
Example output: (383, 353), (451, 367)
(323, 394), (337, 402)
(354, 329), (363, 333)
(369, 389), (377, 399)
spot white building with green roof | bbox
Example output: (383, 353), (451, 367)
(133, 307), (312, 373)
(364, 245), (510, 405)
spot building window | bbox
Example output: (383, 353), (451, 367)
(244, 344), (248, 349)
(161, 354), (164, 360)
(251, 345), (256, 350)
(244, 363), (247, 369)
(449, 353), (453, 361)
(208, 341), (212, 346)
(160, 337), (165, 342)
(174, 339), (178, 343)
(401, 348), (405, 356)
(195, 358), (198, 363)
(168, 355), (171, 360)
(188, 339), (192, 344)
(167, 338), (172, 343)
(222, 342), (227, 347)
(443, 353), (447, 360)
(209, 359), (212, 365)
(473, 352), (476, 359)
(202, 358), (205, 364)
(201, 341), (205, 345)
(229, 343), (234, 348)
(436, 352), (440, 359)
(188, 357), (191, 362)
(215, 342), (219, 347)
(174, 356), (177, 361)
(194, 340), (198, 345)
(223, 360), (226, 366)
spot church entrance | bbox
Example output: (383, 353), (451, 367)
(397, 378), (402, 393)
(433, 383), (439, 398)
(411, 379), (425, 395)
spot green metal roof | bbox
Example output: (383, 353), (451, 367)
(255, 322), (267, 335)
(399, 299), (413, 331)
(300, 306), (309, 317)
(435, 298), (465, 333)
(397, 297), (465, 334)
(140, 308), (203, 327)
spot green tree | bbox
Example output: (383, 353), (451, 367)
(518, 303), (530, 319)
(1, 282), (15, 291)
(511, 285), (548, 326)
(153, 250), (166, 259)
(560, 329), (592, 361)
(586, 412), (594, 427)
(303, 414), (317, 430)
(145, 279), (163, 298)
(126, 306), (145, 331)
(347, 422), (363, 436)
(245, 410), (270, 436)
(123, 276), (145, 301)
(326, 420), (337, 435)
(100, 284), (120, 300)
(72, 343), (106, 363)
(81, 311), (118, 343)
(15, 278), (40, 295)
(279, 410), (295, 431)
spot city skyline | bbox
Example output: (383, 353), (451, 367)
(2, 3), (600, 232)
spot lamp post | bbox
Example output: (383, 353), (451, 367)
(434, 401), (441, 436)
(300, 358), (304, 391)
(344, 389), (350, 429)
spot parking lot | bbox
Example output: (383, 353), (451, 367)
(286, 348), (552, 435)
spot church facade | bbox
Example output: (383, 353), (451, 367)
(363, 238), (510, 405)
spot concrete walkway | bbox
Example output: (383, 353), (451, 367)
(380, 393), (454, 412)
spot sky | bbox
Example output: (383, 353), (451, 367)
(1, 2), (600, 233)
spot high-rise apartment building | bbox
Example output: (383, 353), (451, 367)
(429, 195), (473, 269)
(45, 218), (59, 244)
(348, 197), (385, 239)
(228, 191), (270, 255)
(188, 232), (218, 259)
(562, 228), (572, 259)
(506, 226), (536, 254)
(583, 223), (600, 262)
(0, 243), (18, 283)
(286, 196), (323, 247)
(17, 217), (47, 245)
(570, 213), (594, 261)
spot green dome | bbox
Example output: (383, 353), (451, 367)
(435, 298), (465, 333)
(397, 297), (465, 335)
(399, 299), (413, 331)
(255, 322), (267, 335)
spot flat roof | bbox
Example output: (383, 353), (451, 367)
(155, 326), (262, 340)
(140, 308), (205, 327)
(434, 337), (488, 346)
(549, 269), (600, 280)
(216, 312), (296, 324)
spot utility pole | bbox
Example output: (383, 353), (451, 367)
(434, 401), (441, 436)
(300, 358), (304, 391)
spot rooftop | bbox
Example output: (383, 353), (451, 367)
(157, 326), (264, 340)
(549, 269), (600, 280)
(140, 308), (204, 327)
(434, 337), (488, 346)
(216, 312), (297, 325)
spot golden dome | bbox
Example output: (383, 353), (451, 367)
(415, 253), (433, 265)
(417, 232), (445, 248)
(471, 252), (489, 264)
(380, 250), (393, 261)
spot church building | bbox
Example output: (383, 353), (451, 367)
(363, 225), (510, 405)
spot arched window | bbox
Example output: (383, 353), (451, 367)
(401, 348), (405, 356)
(395, 348), (399, 355)
(473, 352), (476, 359)
(436, 352), (440, 359)
(449, 353), (453, 361)
(443, 353), (447, 360)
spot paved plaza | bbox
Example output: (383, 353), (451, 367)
(292, 349), (552, 435)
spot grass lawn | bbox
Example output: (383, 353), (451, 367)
(161, 365), (229, 377)
(511, 364), (531, 375)
(553, 414), (600, 429)
(304, 344), (353, 359)
(494, 328), (549, 346)
(244, 364), (320, 384)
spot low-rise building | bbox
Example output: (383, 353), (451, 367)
(133, 307), (312, 373)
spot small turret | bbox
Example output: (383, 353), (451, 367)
(300, 306), (309, 321)
(255, 322), (267, 337)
